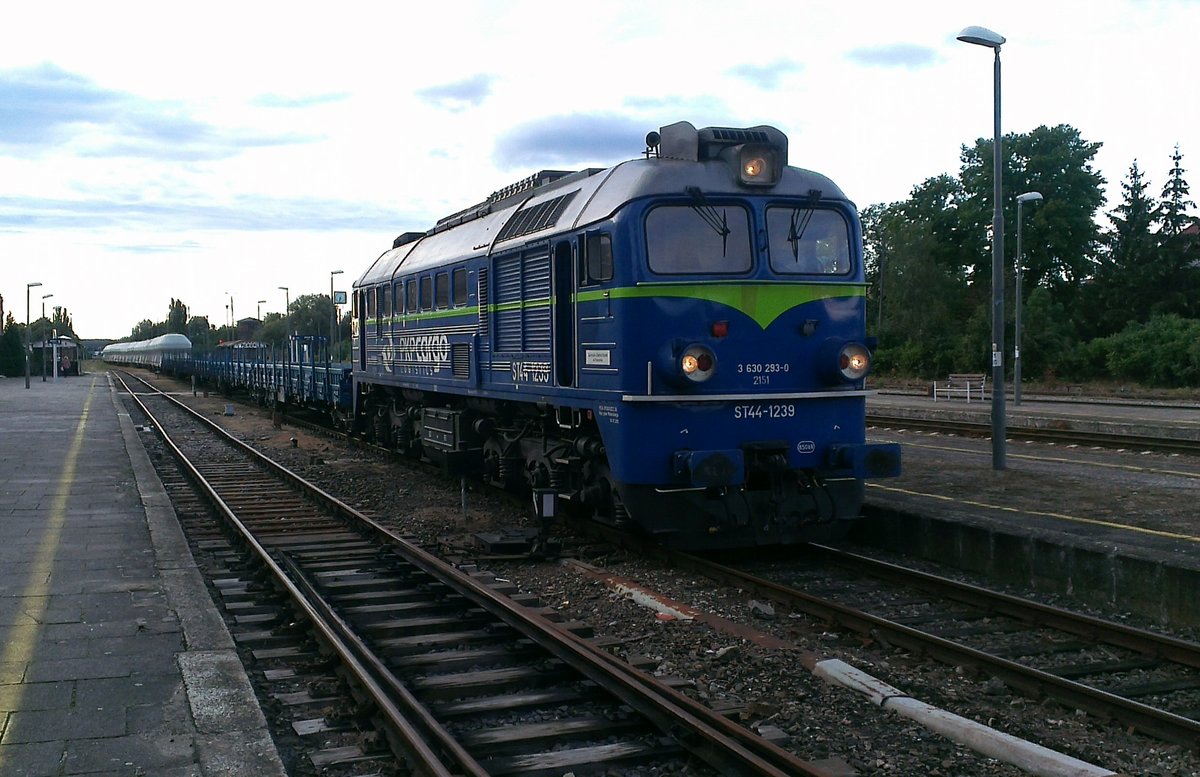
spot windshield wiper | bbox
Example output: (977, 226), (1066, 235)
(787, 191), (823, 261)
(685, 186), (730, 256)
(787, 208), (816, 261)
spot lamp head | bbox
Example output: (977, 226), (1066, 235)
(27, 281), (42, 289)
(1017, 192), (1044, 204)
(957, 25), (1005, 48)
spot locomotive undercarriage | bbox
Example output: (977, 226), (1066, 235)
(357, 386), (861, 549)
(359, 388), (619, 523)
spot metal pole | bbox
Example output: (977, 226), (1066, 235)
(41, 298), (46, 382)
(1015, 198), (1024, 406)
(330, 270), (344, 364)
(25, 286), (31, 389)
(279, 286), (290, 337)
(989, 46), (1006, 470)
(24, 282), (40, 389)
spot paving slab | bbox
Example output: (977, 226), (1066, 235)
(0, 374), (285, 776)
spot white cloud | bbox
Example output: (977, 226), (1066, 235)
(0, 0), (1197, 337)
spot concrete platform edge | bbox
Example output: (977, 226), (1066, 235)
(110, 376), (287, 776)
(858, 499), (1200, 627)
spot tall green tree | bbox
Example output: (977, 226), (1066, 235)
(959, 124), (1105, 306)
(1089, 160), (1160, 336)
(0, 314), (23, 377)
(866, 124), (1105, 378)
(1155, 144), (1195, 237)
(1151, 145), (1200, 319)
(130, 319), (158, 341)
(167, 298), (189, 334)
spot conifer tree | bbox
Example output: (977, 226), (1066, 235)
(1154, 144), (1195, 238)
(1089, 160), (1158, 335)
(1151, 145), (1200, 318)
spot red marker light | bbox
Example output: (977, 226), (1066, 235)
(711, 320), (729, 338)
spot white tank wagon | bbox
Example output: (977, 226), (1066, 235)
(101, 334), (193, 369)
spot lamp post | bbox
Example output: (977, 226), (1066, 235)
(25, 282), (41, 389)
(330, 270), (344, 363)
(1014, 191), (1043, 406)
(257, 299), (266, 320)
(278, 286), (290, 335)
(41, 293), (53, 381)
(957, 24), (1008, 471)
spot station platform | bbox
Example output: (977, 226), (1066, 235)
(861, 390), (1200, 627)
(870, 388), (1200, 440)
(0, 374), (284, 776)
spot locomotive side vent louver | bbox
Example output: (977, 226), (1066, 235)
(707, 128), (771, 144)
(496, 190), (579, 244)
(451, 343), (470, 378)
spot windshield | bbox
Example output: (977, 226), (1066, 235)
(645, 203), (752, 274)
(766, 207), (852, 275)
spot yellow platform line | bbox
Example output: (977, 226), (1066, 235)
(867, 482), (1200, 544)
(0, 379), (96, 752)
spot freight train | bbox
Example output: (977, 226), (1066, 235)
(349, 121), (900, 549)
(105, 121), (900, 549)
(103, 335), (351, 418)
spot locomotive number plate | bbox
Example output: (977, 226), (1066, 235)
(733, 403), (796, 420)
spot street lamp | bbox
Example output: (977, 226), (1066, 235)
(41, 293), (53, 382)
(24, 282), (41, 389)
(330, 270), (344, 362)
(1014, 191), (1043, 406)
(957, 24), (1008, 470)
(278, 286), (290, 336)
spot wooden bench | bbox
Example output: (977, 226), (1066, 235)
(932, 373), (987, 402)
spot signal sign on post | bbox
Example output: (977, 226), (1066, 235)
(334, 291), (347, 305)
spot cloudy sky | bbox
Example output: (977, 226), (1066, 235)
(1, 0), (1196, 338)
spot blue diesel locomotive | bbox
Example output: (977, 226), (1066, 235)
(351, 121), (900, 549)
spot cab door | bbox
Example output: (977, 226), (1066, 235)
(553, 240), (575, 387)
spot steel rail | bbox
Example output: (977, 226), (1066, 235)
(665, 548), (1200, 748)
(116, 373), (475, 777)
(116, 370), (832, 777)
(807, 543), (1200, 670)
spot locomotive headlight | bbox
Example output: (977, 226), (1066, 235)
(680, 345), (716, 382)
(837, 342), (872, 381)
(737, 145), (780, 186)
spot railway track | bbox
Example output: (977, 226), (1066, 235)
(114, 370), (832, 776)
(866, 412), (1200, 455)
(665, 543), (1200, 748)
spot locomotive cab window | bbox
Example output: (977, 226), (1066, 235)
(452, 268), (468, 306)
(645, 204), (752, 274)
(420, 276), (433, 311)
(766, 207), (852, 276)
(406, 279), (417, 313)
(435, 271), (450, 309)
(378, 285), (390, 320)
(582, 232), (613, 285)
(366, 287), (377, 318)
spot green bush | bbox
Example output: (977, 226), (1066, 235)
(1099, 315), (1200, 387)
